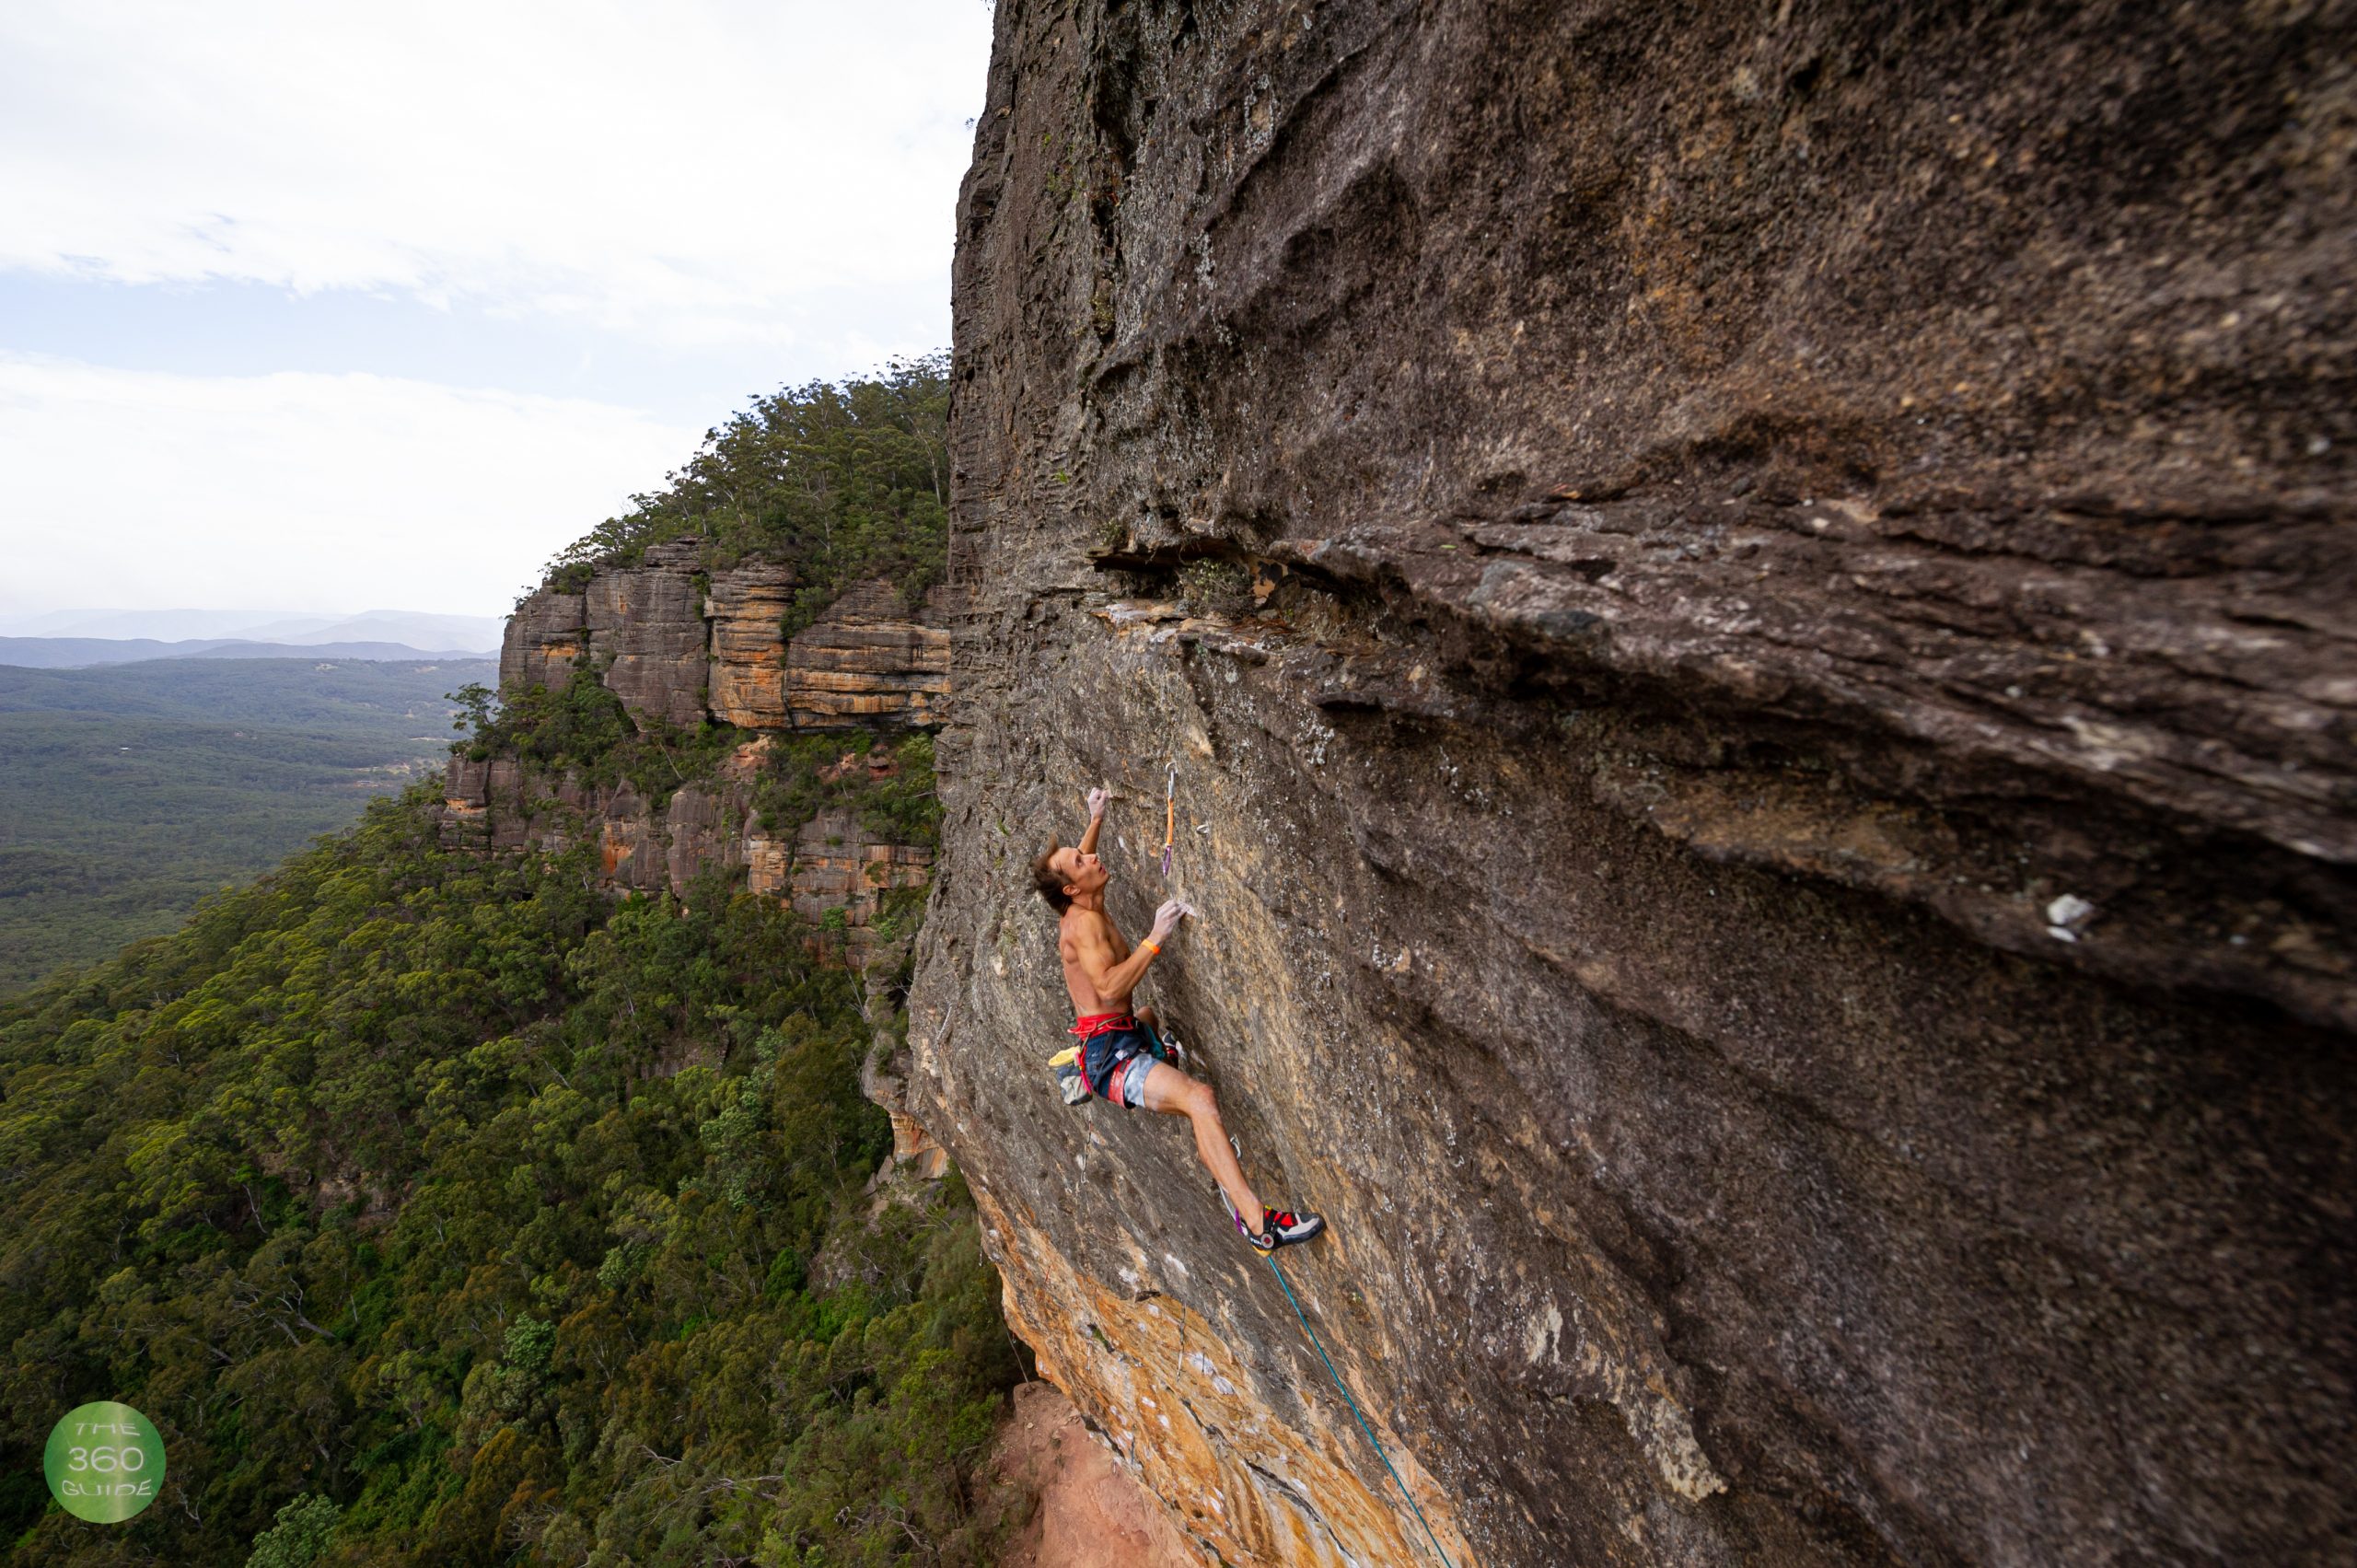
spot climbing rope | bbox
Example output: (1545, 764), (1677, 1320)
(1264, 1252), (1458, 1568)
(1159, 770), (1450, 1564)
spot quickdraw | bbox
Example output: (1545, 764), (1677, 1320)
(1160, 763), (1177, 877)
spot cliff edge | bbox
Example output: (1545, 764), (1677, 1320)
(907, 3), (2355, 1564)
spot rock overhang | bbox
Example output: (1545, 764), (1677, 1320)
(910, 0), (2357, 1562)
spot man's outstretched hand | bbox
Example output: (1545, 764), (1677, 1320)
(1151, 900), (1195, 944)
(1086, 786), (1112, 819)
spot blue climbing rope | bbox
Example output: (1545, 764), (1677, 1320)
(1264, 1253), (1458, 1568)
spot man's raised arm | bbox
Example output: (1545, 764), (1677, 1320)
(1083, 899), (1190, 1002)
(1078, 785), (1110, 857)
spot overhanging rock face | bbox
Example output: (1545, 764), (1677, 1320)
(906, 2), (2355, 1564)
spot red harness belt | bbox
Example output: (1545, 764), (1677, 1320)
(1069, 1013), (1139, 1101)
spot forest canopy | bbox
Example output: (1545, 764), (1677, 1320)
(540, 355), (950, 636)
(0, 658), (493, 990)
(0, 351), (1011, 1566)
(0, 787), (1026, 1566)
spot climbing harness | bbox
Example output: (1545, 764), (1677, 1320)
(1048, 1015), (1182, 1106)
(1264, 1251), (1459, 1568)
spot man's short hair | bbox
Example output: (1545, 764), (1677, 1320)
(1031, 847), (1072, 913)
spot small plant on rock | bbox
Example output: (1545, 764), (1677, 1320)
(1178, 557), (1253, 617)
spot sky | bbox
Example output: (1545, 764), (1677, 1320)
(0, 0), (994, 621)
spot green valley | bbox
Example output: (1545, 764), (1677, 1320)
(1, 359), (1032, 1568)
(0, 657), (494, 990)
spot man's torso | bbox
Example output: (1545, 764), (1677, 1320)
(1059, 905), (1132, 1016)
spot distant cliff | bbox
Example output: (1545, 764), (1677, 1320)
(444, 540), (951, 939)
(442, 540), (961, 1178)
(905, 3), (2356, 1566)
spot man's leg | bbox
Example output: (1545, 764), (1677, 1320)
(1139, 1061), (1263, 1234)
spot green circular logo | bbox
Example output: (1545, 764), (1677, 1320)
(44, 1402), (165, 1522)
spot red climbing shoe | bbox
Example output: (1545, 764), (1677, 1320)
(1240, 1205), (1324, 1252)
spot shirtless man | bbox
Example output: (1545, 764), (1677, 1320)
(1032, 786), (1324, 1252)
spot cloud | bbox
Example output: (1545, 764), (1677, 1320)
(0, 1), (993, 351)
(0, 354), (701, 615)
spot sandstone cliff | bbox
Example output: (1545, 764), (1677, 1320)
(905, 4), (2355, 1566)
(448, 552), (952, 953)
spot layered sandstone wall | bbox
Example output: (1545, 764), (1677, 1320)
(497, 547), (952, 738)
(447, 551), (951, 949)
(907, 4), (2355, 1566)
(707, 562), (801, 726)
(786, 579), (957, 729)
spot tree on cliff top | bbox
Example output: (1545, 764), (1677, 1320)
(544, 354), (948, 634)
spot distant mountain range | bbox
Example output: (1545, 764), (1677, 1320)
(0, 638), (493, 668)
(0, 607), (504, 668)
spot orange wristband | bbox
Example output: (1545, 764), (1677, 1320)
(1144, 941), (1160, 955)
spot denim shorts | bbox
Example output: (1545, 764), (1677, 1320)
(1082, 1024), (1162, 1108)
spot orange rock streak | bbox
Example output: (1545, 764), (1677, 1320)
(972, 1186), (1479, 1568)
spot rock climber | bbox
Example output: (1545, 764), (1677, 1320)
(1032, 785), (1325, 1252)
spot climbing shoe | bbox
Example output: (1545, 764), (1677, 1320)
(1239, 1205), (1324, 1252)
